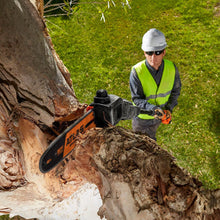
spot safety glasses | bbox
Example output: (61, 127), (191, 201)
(145, 50), (164, 56)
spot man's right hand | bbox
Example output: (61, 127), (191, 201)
(153, 107), (164, 119)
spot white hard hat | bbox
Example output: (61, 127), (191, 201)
(141, 28), (167, 51)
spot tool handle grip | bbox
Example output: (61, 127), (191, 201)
(139, 109), (154, 115)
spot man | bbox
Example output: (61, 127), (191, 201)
(129, 28), (181, 140)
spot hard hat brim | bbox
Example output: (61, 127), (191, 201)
(141, 44), (167, 52)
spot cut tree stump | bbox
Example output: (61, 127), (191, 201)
(68, 127), (220, 220)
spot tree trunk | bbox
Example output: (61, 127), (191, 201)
(71, 127), (220, 220)
(0, 0), (219, 219)
(0, 0), (97, 218)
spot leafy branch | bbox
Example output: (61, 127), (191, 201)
(43, 0), (132, 21)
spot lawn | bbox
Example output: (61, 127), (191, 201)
(44, 0), (220, 189)
(45, 0), (219, 189)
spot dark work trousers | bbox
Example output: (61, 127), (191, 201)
(132, 117), (161, 141)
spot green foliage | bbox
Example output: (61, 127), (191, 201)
(44, 0), (132, 19)
(44, 0), (80, 17)
(45, 0), (220, 189)
(0, 216), (9, 220)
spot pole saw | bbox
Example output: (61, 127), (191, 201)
(39, 89), (155, 173)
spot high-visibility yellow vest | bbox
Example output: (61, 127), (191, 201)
(133, 59), (175, 119)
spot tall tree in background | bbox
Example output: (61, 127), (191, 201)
(0, 0), (219, 219)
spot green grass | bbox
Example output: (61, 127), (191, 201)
(45, 0), (220, 190)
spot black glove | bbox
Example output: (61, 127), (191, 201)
(152, 107), (164, 119)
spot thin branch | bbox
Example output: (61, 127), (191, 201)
(44, 13), (73, 18)
(76, 1), (104, 4)
(44, 6), (66, 14)
(44, 0), (54, 7)
(44, 3), (66, 10)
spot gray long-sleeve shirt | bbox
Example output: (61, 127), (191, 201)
(129, 59), (181, 113)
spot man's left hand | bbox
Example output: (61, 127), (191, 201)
(154, 107), (165, 119)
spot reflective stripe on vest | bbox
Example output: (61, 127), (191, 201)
(133, 59), (175, 119)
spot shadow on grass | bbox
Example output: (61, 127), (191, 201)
(208, 151), (220, 188)
(209, 101), (220, 139)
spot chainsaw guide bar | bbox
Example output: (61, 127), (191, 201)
(39, 110), (96, 173)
